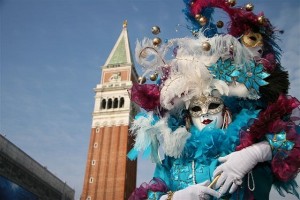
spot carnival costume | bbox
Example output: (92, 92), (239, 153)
(128, 0), (300, 199)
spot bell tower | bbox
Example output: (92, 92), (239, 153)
(81, 21), (139, 200)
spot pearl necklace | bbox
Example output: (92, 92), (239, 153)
(192, 160), (196, 184)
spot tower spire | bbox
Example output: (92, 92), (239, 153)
(104, 21), (133, 67)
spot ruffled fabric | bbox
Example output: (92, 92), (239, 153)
(128, 177), (168, 200)
(129, 83), (160, 111)
(237, 94), (300, 183)
(182, 109), (259, 164)
(189, 0), (271, 37)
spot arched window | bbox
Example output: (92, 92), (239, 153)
(101, 99), (106, 109)
(120, 97), (125, 108)
(107, 98), (112, 109)
(113, 98), (118, 108)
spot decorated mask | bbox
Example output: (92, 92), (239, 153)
(241, 31), (263, 48)
(188, 95), (224, 131)
(242, 31), (264, 57)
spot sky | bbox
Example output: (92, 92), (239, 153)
(1, 0), (299, 199)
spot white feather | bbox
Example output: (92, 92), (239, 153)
(130, 112), (157, 151)
(162, 126), (191, 158)
(154, 117), (191, 158)
(228, 82), (249, 98)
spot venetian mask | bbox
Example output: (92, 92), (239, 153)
(242, 31), (263, 48)
(188, 95), (224, 131)
(242, 31), (264, 57)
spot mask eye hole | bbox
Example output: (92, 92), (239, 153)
(191, 106), (201, 112)
(208, 103), (220, 109)
(249, 36), (257, 41)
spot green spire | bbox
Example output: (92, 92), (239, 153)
(104, 22), (132, 67)
(107, 37), (127, 65)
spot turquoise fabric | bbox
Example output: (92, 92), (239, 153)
(154, 157), (218, 191)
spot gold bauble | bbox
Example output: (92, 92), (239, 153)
(151, 26), (161, 35)
(152, 37), (162, 46)
(227, 0), (236, 7)
(139, 50), (148, 58)
(195, 14), (201, 20)
(216, 21), (224, 28)
(202, 41), (211, 51)
(138, 76), (146, 84)
(150, 73), (158, 81)
(258, 15), (265, 24)
(245, 3), (254, 11)
(199, 16), (207, 26)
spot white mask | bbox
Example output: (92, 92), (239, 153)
(189, 96), (224, 131)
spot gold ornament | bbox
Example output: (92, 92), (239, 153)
(151, 26), (161, 35)
(202, 41), (211, 51)
(227, 0), (236, 7)
(199, 16), (207, 26)
(241, 31), (263, 47)
(150, 73), (158, 81)
(139, 50), (148, 58)
(245, 3), (254, 11)
(166, 191), (175, 200)
(195, 14), (201, 20)
(138, 76), (146, 84)
(247, 72), (253, 77)
(123, 20), (128, 28)
(258, 15), (265, 24)
(216, 21), (224, 28)
(153, 37), (162, 46)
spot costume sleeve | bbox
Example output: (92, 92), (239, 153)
(128, 158), (172, 200)
(237, 94), (300, 182)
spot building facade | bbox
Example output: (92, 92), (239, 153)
(0, 134), (75, 200)
(81, 22), (139, 200)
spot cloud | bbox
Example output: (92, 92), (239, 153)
(273, 4), (300, 98)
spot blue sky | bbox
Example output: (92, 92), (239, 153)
(1, 0), (299, 199)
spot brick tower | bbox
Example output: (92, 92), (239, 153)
(81, 21), (139, 200)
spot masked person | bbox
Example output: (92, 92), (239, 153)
(128, 1), (300, 199)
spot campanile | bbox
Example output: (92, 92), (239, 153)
(81, 21), (138, 200)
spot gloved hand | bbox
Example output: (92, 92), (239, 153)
(159, 181), (220, 200)
(213, 141), (272, 195)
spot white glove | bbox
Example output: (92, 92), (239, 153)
(213, 141), (272, 195)
(159, 181), (220, 200)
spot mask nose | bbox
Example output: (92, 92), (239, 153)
(201, 106), (208, 115)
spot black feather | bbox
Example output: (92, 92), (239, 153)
(259, 65), (290, 103)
